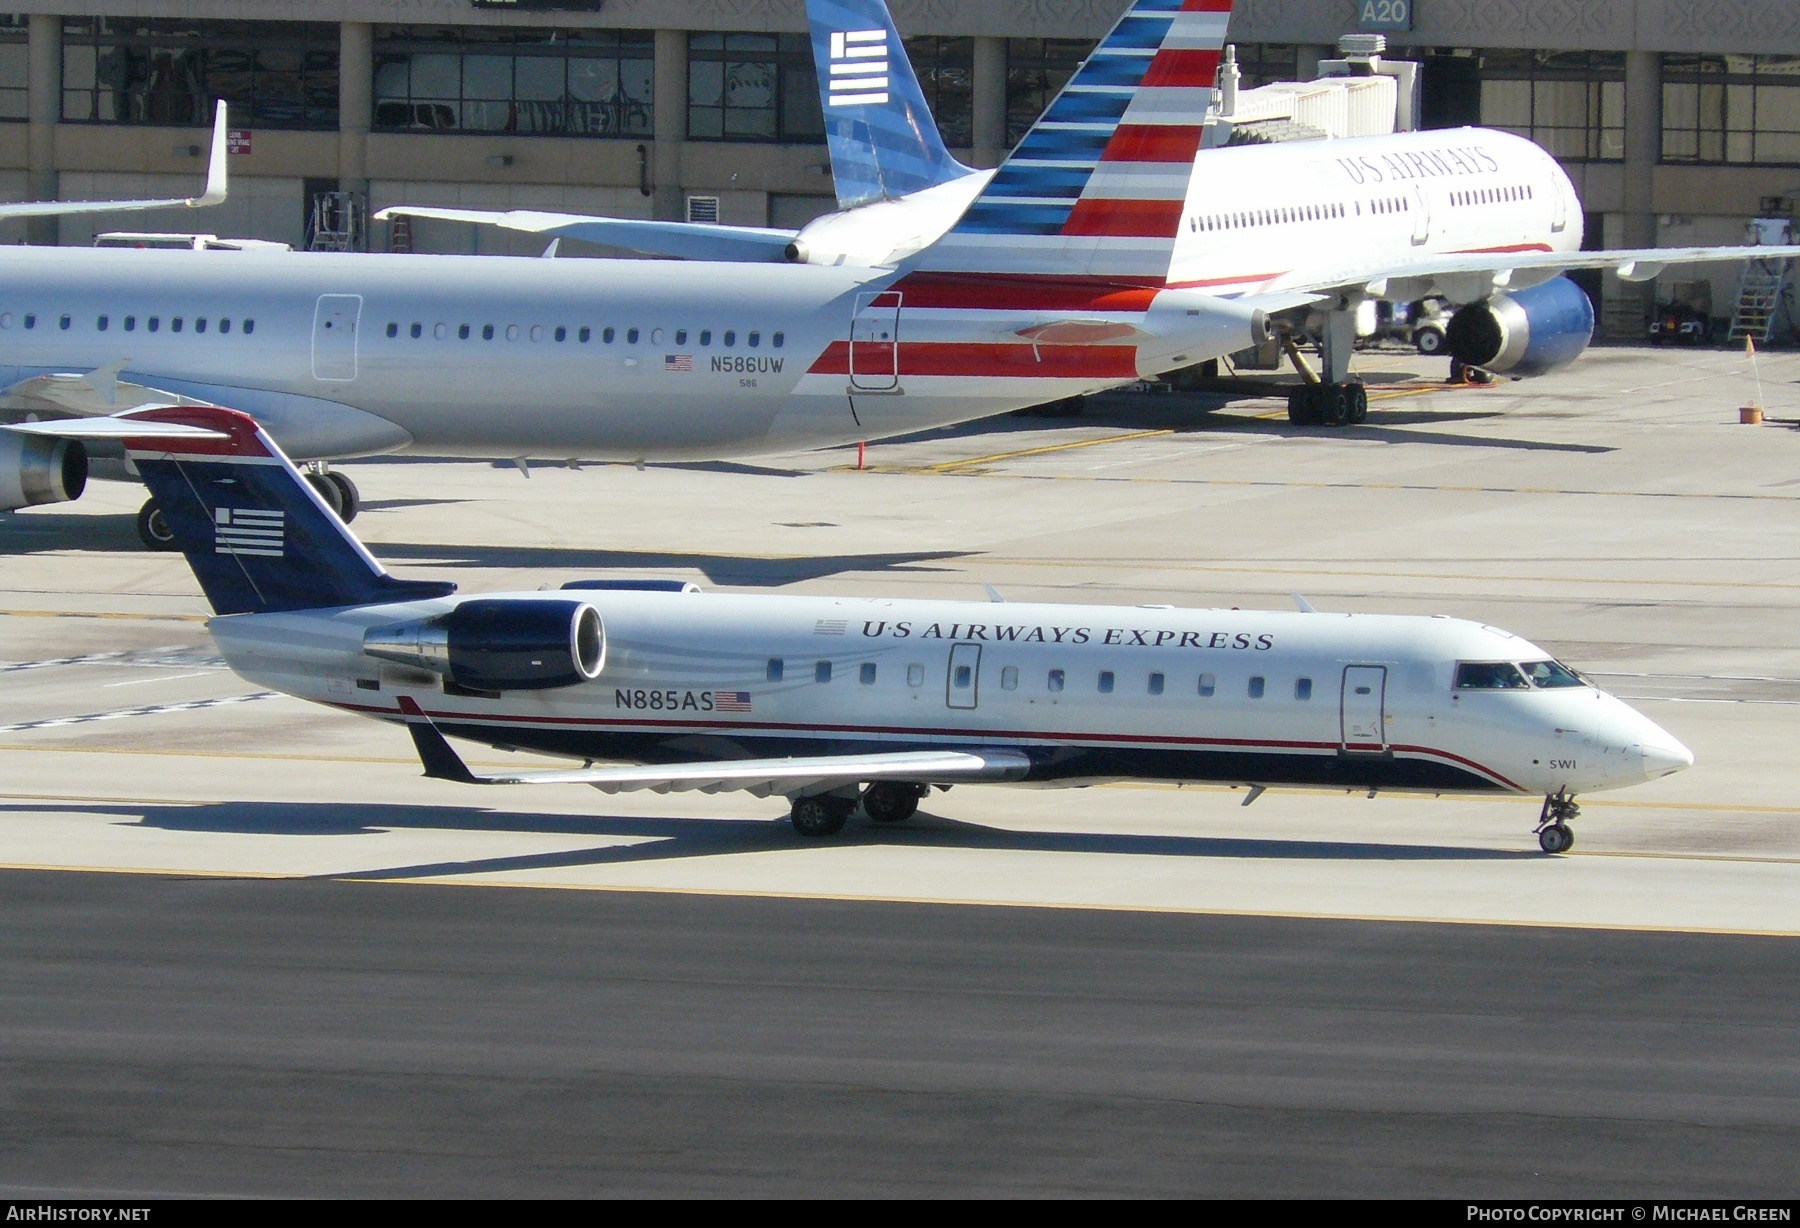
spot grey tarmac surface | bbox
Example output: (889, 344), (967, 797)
(1, 345), (1799, 1194)
(1, 870), (1796, 1198)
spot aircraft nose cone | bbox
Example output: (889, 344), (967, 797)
(1642, 736), (1695, 778)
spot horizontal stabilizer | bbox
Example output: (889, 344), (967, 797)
(1275, 244), (1800, 300)
(0, 101), (228, 219)
(374, 206), (799, 263)
(394, 697), (1030, 796)
(2, 414), (223, 440)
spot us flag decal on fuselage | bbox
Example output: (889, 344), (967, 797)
(665, 354), (693, 372)
(214, 506), (284, 557)
(713, 691), (753, 713)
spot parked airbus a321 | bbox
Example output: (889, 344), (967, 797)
(83, 403), (1692, 853)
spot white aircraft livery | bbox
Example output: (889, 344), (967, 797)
(78, 402), (1693, 853)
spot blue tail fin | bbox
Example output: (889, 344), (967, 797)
(807, 0), (973, 209)
(122, 406), (456, 616)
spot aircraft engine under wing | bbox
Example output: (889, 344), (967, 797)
(396, 697), (1032, 797)
(374, 206), (801, 263)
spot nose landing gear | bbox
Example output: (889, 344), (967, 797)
(1535, 792), (1579, 854)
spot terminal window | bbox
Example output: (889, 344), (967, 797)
(1480, 50), (1624, 163)
(903, 36), (973, 150)
(688, 33), (822, 143)
(1663, 54), (1800, 166)
(0, 18), (25, 121)
(374, 25), (653, 138)
(62, 19), (339, 128)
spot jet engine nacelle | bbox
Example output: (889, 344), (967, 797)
(0, 430), (87, 511)
(1444, 275), (1595, 378)
(363, 598), (605, 692)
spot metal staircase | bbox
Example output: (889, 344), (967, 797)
(306, 191), (365, 253)
(1727, 258), (1792, 344)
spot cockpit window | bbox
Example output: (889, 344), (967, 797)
(1455, 662), (1530, 690)
(1519, 659), (1587, 688)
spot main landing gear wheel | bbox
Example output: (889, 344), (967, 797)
(790, 795), (854, 838)
(1285, 382), (1368, 428)
(1535, 793), (1580, 854)
(862, 782), (923, 824)
(136, 498), (178, 552)
(324, 471), (360, 523)
(305, 471), (345, 519)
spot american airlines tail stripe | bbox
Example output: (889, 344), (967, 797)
(808, 339), (1139, 380)
(1141, 47), (1222, 88)
(1063, 197), (1186, 237)
(1101, 124), (1206, 162)
(888, 272), (1164, 311)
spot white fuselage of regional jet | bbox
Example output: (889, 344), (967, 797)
(212, 589), (1692, 801)
(1168, 127), (1579, 299)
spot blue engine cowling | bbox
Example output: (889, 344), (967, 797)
(1444, 275), (1595, 377)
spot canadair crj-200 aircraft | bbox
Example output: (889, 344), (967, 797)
(61, 402), (1692, 853)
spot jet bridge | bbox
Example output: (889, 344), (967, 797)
(1201, 34), (1420, 149)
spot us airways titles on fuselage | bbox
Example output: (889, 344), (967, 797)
(859, 620), (1275, 650)
(1333, 144), (1503, 185)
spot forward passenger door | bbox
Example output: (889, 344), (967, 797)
(1341, 665), (1388, 752)
(311, 294), (362, 382)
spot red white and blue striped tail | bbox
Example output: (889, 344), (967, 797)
(914, 0), (1230, 280)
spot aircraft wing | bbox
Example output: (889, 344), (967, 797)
(395, 696), (1031, 796)
(1, 412), (223, 440)
(374, 206), (799, 263)
(0, 101), (228, 219)
(1263, 243), (1800, 300)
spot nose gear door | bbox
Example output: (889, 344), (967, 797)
(311, 294), (362, 382)
(1341, 665), (1388, 752)
(849, 291), (901, 392)
(946, 642), (981, 710)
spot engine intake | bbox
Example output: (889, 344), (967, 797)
(1444, 275), (1595, 377)
(363, 598), (605, 692)
(0, 431), (87, 511)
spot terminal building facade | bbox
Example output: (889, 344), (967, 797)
(0, 1), (1796, 331)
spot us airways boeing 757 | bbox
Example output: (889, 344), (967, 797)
(58, 402), (1692, 853)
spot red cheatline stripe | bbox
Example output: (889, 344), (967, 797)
(1100, 123), (1205, 163)
(808, 339), (1139, 380)
(1166, 270), (1287, 289)
(1451, 242), (1556, 254)
(890, 272), (1163, 311)
(1183, 0), (1237, 10)
(350, 700), (1521, 791)
(123, 406), (273, 458)
(1140, 48), (1220, 89)
(1062, 196), (1185, 237)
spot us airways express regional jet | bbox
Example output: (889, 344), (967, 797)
(73, 402), (1692, 854)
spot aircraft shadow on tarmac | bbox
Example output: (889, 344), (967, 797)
(371, 543), (971, 584)
(4, 801), (1538, 880)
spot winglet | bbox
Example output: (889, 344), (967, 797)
(192, 100), (229, 208)
(1292, 593), (1318, 613)
(396, 696), (482, 785)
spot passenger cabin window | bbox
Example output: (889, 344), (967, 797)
(96, 315), (108, 331)
(386, 322), (398, 338)
(410, 323), (422, 339)
(1455, 662), (1530, 690)
(1295, 678), (1313, 701)
(578, 326), (590, 342)
(952, 663), (973, 691)
(435, 323), (447, 339)
(603, 327), (615, 343)
(859, 662), (876, 685)
(1198, 672), (1215, 697)
(1148, 672), (1164, 696)
(171, 317), (183, 333)
(773, 332), (784, 348)
(748, 331), (760, 347)
(147, 317), (158, 332)
(907, 663), (924, 687)
(1048, 669), (1065, 693)
(675, 329), (686, 345)
(627, 328), (639, 344)
(58, 314), (69, 330)
(766, 658), (783, 682)
(195, 317), (207, 334)
(700, 329), (712, 346)
(244, 319), (255, 335)
(220, 318), (231, 334)
(1248, 676), (1265, 699)
(1098, 671), (1114, 694)
(1519, 660), (1586, 688)
(1001, 666), (1018, 691)
(459, 324), (470, 339)
(724, 330), (736, 346)
(22, 313), (33, 329)
(482, 325), (494, 340)
(815, 660), (831, 683)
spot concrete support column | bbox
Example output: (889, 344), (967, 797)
(26, 13), (60, 246)
(1296, 43), (1330, 81)
(1623, 50), (1659, 249)
(972, 36), (1007, 168)
(653, 29), (687, 221)
(339, 22), (372, 196)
